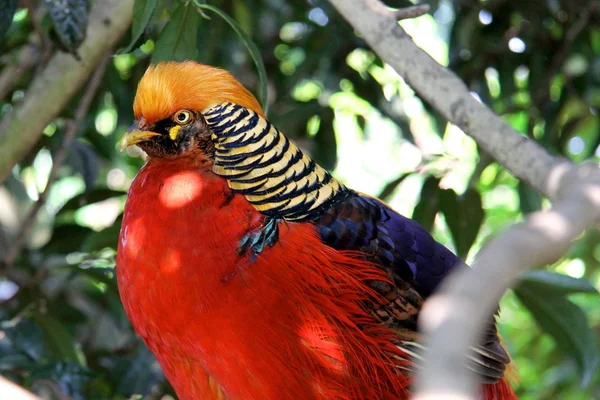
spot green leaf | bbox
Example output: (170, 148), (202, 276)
(0, 0), (18, 43)
(46, 301), (88, 326)
(42, 224), (94, 254)
(63, 264), (118, 295)
(193, 1), (269, 115)
(312, 108), (337, 171)
(112, 346), (163, 396)
(151, 1), (199, 63)
(440, 188), (484, 258)
(378, 173), (410, 201)
(121, 0), (157, 53)
(516, 270), (598, 296)
(30, 312), (85, 365)
(412, 176), (441, 232)
(67, 141), (100, 192)
(1, 318), (46, 363)
(43, 0), (89, 58)
(58, 188), (126, 215)
(30, 362), (97, 400)
(518, 181), (543, 214)
(232, 0), (252, 36)
(514, 287), (600, 387)
(82, 217), (122, 252)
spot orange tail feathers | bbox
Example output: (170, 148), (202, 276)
(481, 334), (518, 399)
(482, 378), (517, 400)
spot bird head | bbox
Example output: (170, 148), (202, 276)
(121, 61), (264, 159)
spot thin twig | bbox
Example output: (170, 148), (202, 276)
(22, 0), (51, 77)
(393, 4), (430, 20)
(0, 42), (40, 103)
(2, 53), (111, 269)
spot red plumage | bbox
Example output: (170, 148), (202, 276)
(118, 158), (515, 399)
(118, 159), (411, 399)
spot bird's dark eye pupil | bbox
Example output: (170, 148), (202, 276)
(177, 113), (186, 121)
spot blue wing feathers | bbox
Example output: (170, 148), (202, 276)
(313, 191), (511, 380)
(315, 191), (461, 297)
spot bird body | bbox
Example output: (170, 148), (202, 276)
(117, 62), (517, 399)
(119, 158), (409, 399)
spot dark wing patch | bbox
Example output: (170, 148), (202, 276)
(315, 191), (511, 383)
(316, 192), (459, 297)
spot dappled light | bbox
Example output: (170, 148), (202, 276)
(158, 171), (206, 209)
(1, 1), (600, 399)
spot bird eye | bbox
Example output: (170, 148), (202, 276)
(173, 110), (193, 125)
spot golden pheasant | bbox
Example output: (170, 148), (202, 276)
(117, 61), (516, 399)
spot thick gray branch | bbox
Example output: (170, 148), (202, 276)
(328, 0), (562, 199)
(2, 54), (110, 268)
(393, 4), (430, 20)
(0, 376), (40, 400)
(414, 163), (600, 399)
(0, 0), (134, 183)
(327, 0), (600, 398)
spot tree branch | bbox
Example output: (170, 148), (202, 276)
(327, 0), (600, 398)
(393, 4), (430, 20)
(0, 376), (40, 400)
(0, 0), (134, 183)
(328, 0), (562, 199)
(414, 163), (600, 399)
(2, 54), (110, 269)
(0, 41), (40, 103)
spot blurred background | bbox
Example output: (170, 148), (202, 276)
(1, 0), (600, 399)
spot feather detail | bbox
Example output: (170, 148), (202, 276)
(481, 378), (518, 400)
(133, 62), (264, 123)
(315, 193), (514, 385)
(204, 102), (349, 222)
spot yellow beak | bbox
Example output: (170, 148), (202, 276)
(120, 124), (161, 151)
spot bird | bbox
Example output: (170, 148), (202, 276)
(117, 61), (517, 400)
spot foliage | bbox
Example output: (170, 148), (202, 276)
(1, 0), (600, 399)
(42, 0), (89, 58)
